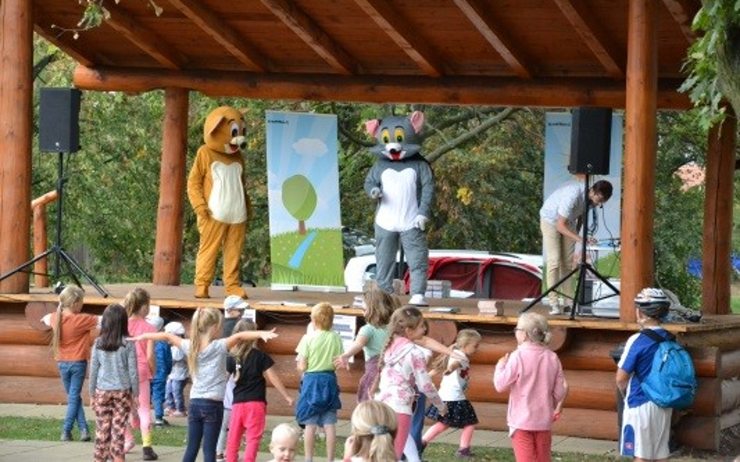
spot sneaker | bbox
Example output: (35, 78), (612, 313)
(456, 447), (474, 458)
(408, 294), (428, 306)
(124, 439), (136, 454)
(216, 453), (225, 462)
(79, 429), (92, 442)
(60, 431), (72, 442)
(549, 305), (563, 315)
(171, 410), (186, 417)
(164, 407), (174, 416)
(142, 446), (158, 461)
(154, 418), (170, 427)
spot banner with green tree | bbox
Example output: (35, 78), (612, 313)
(265, 111), (345, 290)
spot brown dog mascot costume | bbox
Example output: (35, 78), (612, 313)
(187, 106), (251, 299)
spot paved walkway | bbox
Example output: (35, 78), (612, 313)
(0, 403), (621, 461)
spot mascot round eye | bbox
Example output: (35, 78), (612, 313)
(230, 122), (240, 138)
(394, 128), (405, 143)
(381, 128), (391, 144)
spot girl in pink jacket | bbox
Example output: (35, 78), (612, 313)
(374, 306), (447, 460)
(493, 312), (568, 462)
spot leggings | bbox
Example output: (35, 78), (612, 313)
(512, 429), (552, 462)
(92, 389), (132, 462)
(126, 378), (152, 446)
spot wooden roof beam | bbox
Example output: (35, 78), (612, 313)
(453, 0), (534, 79)
(104, 4), (185, 70)
(662, 0), (699, 43)
(168, 0), (270, 72)
(354, 0), (446, 77)
(552, 0), (625, 79)
(73, 65), (691, 109)
(33, 25), (96, 68)
(259, 0), (357, 75)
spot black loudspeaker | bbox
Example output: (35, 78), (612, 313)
(39, 88), (81, 153)
(568, 107), (612, 175)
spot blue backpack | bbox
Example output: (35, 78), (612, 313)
(640, 329), (698, 409)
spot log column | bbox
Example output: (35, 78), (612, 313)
(152, 88), (189, 285)
(702, 109), (736, 315)
(0, 0), (33, 292)
(620, 0), (658, 321)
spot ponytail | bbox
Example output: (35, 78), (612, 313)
(187, 307), (222, 376)
(51, 286), (85, 359)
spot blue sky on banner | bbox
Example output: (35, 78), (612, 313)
(266, 111), (341, 235)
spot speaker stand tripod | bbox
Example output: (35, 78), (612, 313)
(0, 151), (109, 297)
(522, 174), (618, 319)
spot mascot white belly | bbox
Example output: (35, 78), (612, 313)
(376, 168), (419, 232)
(208, 161), (247, 224)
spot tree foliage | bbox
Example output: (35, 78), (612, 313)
(681, 0), (740, 128)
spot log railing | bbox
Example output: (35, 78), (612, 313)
(31, 190), (58, 288)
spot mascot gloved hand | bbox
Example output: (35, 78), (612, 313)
(187, 106), (251, 299)
(364, 111), (434, 306)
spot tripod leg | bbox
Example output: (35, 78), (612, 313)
(59, 253), (84, 288)
(570, 263), (590, 320)
(585, 264), (621, 293)
(521, 265), (580, 313)
(58, 249), (109, 297)
(0, 248), (57, 283)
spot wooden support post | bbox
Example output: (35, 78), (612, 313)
(620, 0), (658, 321)
(152, 88), (189, 285)
(702, 109), (736, 315)
(0, 0), (33, 293)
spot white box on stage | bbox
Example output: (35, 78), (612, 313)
(590, 279), (620, 318)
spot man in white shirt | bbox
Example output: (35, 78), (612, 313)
(539, 178), (613, 314)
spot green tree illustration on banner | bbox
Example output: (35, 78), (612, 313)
(282, 174), (317, 235)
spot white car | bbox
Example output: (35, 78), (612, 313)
(344, 249), (543, 299)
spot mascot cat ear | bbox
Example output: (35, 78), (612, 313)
(365, 119), (380, 137)
(409, 111), (424, 134)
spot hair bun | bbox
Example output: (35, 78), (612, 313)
(370, 425), (390, 435)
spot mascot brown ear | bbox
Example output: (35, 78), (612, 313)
(365, 119), (380, 137)
(206, 115), (227, 137)
(409, 111), (425, 134)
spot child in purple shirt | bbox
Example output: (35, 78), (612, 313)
(493, 312), (568, 462)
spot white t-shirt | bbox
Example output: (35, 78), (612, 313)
(539, 181), (586, 226)
(438, 348), (470, 402)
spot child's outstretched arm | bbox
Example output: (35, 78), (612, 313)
(415, 336), (466, 361)
(410, 352), (447, 416)
(133, 332), (183, 349)
(225, 328), (278, 350)
(264, 366), (295, 406)
(333, 334), (369, 370)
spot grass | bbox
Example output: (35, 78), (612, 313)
(270, 228), (345, 286)
(0, 416), (624, 461)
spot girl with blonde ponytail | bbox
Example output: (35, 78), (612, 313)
(48, 285), (97, 442)
(133, 307), (278, 462)
(342, 400), (397, 462)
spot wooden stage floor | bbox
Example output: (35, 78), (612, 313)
(3, 282), (740, 334)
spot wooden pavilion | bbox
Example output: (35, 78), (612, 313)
(0, 0), (738, 451)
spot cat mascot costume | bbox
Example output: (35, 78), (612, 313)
(364, 111), (434, 305)
(187, 106), (252, 299)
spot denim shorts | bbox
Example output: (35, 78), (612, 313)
(301, 409), (337, 426)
